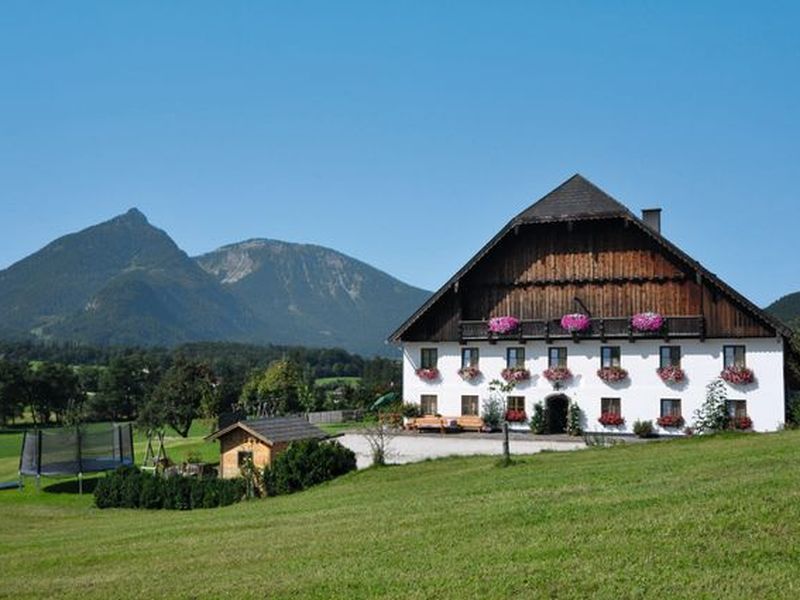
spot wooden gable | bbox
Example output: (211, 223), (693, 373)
(394, 175), (788, 343)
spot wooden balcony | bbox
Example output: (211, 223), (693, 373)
(459, 316), (705, 343)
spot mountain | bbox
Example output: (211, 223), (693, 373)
(194, 239), (431, 356)
(766, 292), (800, 331)
(0, 209), (258, 347)
(0, 210), (430, 356)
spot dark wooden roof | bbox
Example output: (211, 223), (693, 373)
(389, 174), (793, 342)
(516, 174), (631, 222)
(206, 416), (328, 446)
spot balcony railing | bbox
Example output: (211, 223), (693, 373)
(459, 316), (705, 343)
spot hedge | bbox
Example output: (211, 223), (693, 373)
(264, 439), (357, 496)
(94, 466), (245, 510)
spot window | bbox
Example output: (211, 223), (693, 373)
(601, 346), (621, 368)
(723, 345), (746, 369)
(507, 396), (525, 412)
(549, 347), (567, 368)
(420, 394), (438, 415)
(461, 347), (479, 369)
(421, 348), (438, 369)
(237, 451), (253, 469)
(660, 398), (682, 417)
(461, 395), (479, 416)
(507, 347), (525, 368)
(726, 399), (747, 419)
(601, 398), (621, 415)
(660, 346), (681, 369)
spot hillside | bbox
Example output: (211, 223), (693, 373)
(195, 239), (430, 356)
(0, 431), (798, 598)
(0, 210), (429, 355)
(0, 209), (258, 346)
(766, 291), (800, 330)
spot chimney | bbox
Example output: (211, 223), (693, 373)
(641, 208), (661, 233)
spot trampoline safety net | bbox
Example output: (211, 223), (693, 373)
(19, 422), (135, 477)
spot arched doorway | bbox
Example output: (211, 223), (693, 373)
(545, 394), (569, 434)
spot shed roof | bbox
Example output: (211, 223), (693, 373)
(206, 416), (328, 446)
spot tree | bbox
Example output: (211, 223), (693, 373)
(26, 362), (85, 425)
(89, 355), (158, 421)
(0, 361), (27, 425)
(239, 359), (305, 417)
(139, 358), (216, 437)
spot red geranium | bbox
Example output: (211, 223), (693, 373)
(656, 414), (685, 428)
(415, 367), (440, 381)
(598, 412), (625, 426)
(597, 366), (628, 383)
(502, 367), (531, 382)
(543, 366), (572, 383)
(720, 366), (754, 385)
(657, 366), (685, 383)
(505, 409), (527, 423)
(731, 415), (753, 430)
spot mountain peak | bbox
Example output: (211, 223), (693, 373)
(119, 207), (149, 224)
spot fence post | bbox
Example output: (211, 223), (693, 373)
(502, 422), (510, 464)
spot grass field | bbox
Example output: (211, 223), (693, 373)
(1, 430), (800, 598)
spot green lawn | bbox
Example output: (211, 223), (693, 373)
(315, 376), (361, 387)
(1, 431), (800, 598)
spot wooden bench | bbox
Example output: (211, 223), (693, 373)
(456, 416), (485, 431)
(413, 416), (465, 433)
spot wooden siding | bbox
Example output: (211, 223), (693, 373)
(402, 219), (773, 341)
(219, 428), (274, 479)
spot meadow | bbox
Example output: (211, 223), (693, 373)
(1, 427), (799, 598)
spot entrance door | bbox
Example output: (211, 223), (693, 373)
(545, 394), (569, 434)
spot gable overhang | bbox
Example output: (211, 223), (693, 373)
(205, 422), (274, 446)
(389, 177), (792, 344)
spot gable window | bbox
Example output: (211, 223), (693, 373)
(237, 451), (253, 469)
(660, 346), (681, 369)
(660, 398), (682, 417)
(461, 395), (479, 416)
(461, 347), (479, 369)
(421, 348), (438, 370)
(726, 399), (747, 419)
(507, 347), (525, 368)
(723, 345), (746, 369)
(601, 346), (621, 368)
(549, 347), (567, 368)
(601, 397), (621, 415)
(506, 396), (525, 412)
(420, 394), (438, 415)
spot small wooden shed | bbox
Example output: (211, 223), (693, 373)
(206, 416), (328, 479)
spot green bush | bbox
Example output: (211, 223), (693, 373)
(633, 419), (655, 438)
(529, 402), (545, 434)
(566, 401), (583, 436)
(94, 466), (245, 510)
(264, 439), (357, 496)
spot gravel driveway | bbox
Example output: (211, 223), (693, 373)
(336, 432), (586, 469)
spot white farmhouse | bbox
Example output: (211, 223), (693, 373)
(389, 175), (797, 434)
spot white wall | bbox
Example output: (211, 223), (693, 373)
(402, 338), (785, 433)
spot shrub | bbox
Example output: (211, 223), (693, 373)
(264, 439), (357, 496)
(401, 403), (422, 418)
(94, 466), (246, 510)
(566, 401), (582, 436)
(633, 420), (655, 438)
(481, 396), (505, 431)
(693, 379), (730, 433)
(529, 402), (545, 434)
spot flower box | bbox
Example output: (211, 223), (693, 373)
(415, 367), (440, 381)
(597, 366), (628, 383)
(501, 367), (530, 382)
(657, 366), (685, 383)
(598, 412), (625, 426)
(543, 366), (572, 383)
(720, 366), (754, 385)
(458, 366), (481, 381)
(731, 415), (753, 430)
(560, 313), (590, 333)
(656, 414), (685, 428)
(488, 316), (520, 334)
(631, 311), (664, 332)
(505, 409), (527, 423)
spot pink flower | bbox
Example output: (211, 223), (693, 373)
(458, 366), (481, 381)
(657, 366), (685, 383)
(415, 367), (440, 381)
(560, 313), (591, 333)
(501, 367), (531, 382)
(597, 366), (628, 382)
(543, 366), (572, 382)
(488, 316), (520, 334)
(631, 312), (664, 332)
(720, 366), (754, 385)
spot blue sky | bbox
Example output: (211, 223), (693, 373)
(0, 1), (797, 306)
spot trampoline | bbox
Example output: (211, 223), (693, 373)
(19, 422), (134, 491)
